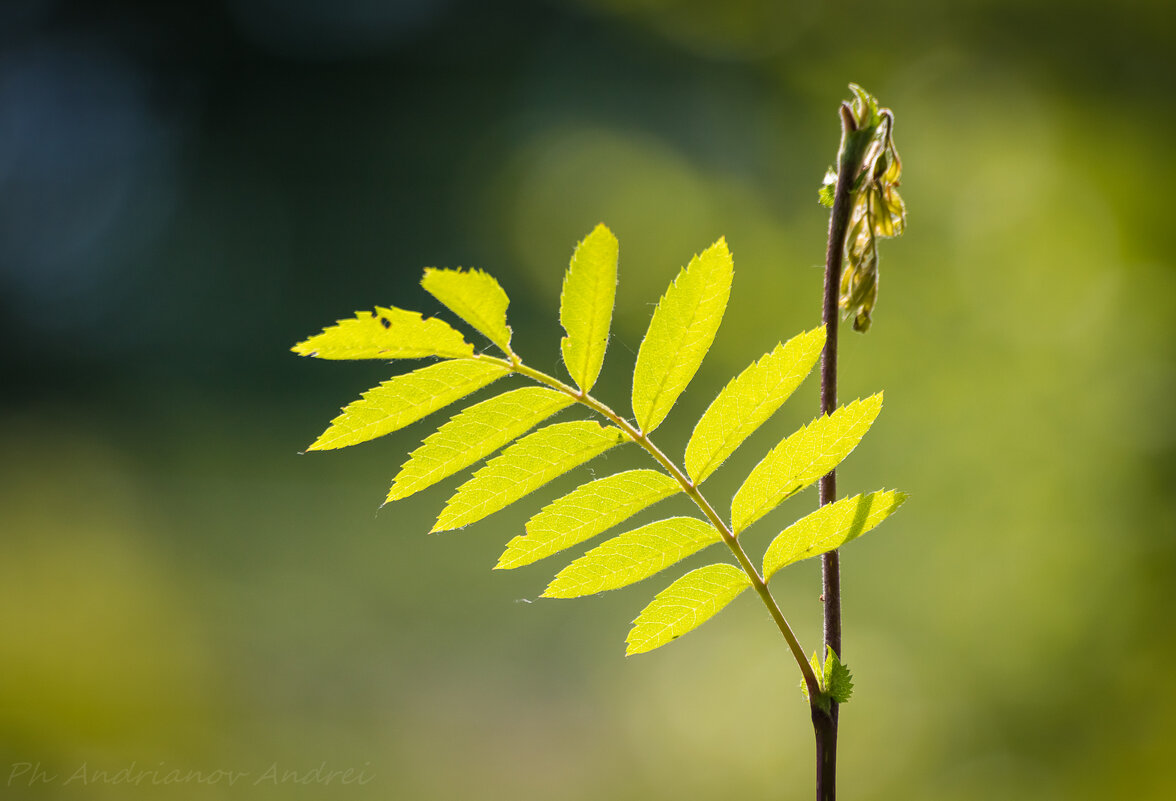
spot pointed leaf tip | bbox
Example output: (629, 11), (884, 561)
(560, 224), (618, 394)
(625, 563), (750, 656)
(731, 393), (883, 533)
(542, 517), (718, 599)
(763, 489), (906, 579)
(802, 646), (854, 709)
(632, 237), (733, 434)
(825, 648), (854, 704)
(307, 359), (509, 452)
(386, 386), (573, 502)
(685, 326), (826, 484)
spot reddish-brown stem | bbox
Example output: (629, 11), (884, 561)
(813, 100), (866, 801)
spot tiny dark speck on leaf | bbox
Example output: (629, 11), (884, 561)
(380, 317), (391, 329)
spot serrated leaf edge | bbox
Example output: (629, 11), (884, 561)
(432, 420), (626, 532)
(631, 237), (733, 434)
(421, 267), (514, 355)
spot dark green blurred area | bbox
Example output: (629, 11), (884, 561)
(2, 0), (1174, 798)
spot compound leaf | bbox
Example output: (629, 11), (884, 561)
(560, 223), (618, 394)
(632, 238), (733, 434)
(497, 469), (680, 570)
(763, 489), (906, 579)
(433, 421), (626, 532)
(543, 517), (718, 599)
(292, 306), (473, 360)
(421, 268), (513, 355)
(731, 394), (883, 533)
(386, 387), (574, 502)
(685, 327), (826, 484)
(307, 359), (509, 452)
(626, 563), (751, 656)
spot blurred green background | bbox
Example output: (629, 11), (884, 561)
(2, 0), (1174, 798)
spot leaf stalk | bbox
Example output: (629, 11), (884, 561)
(478, 353), (822, 697)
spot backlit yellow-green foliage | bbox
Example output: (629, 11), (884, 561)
(560, 223), (618, 394)
(763, 490), (907, 580)
(684, 327), (826, 483)
(296, 225), (905, 655)
(292, 306), (474, 360)
(625, 564), (751, 656)
(422, 267), (514, 355)
(497, 468), (681, 569)
(731, 394), (883, 533)
(307, 359), (509, 451)
(631, 237), (733, 434)
(387, 387), (574, 502)
(433, 420), (625, 532)
(543, 516), (719, 598)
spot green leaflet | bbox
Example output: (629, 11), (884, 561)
(731, 394), (883, 533)
(386, 387), (574, 502)
(422, 268), (514, 355)
(631, 238), (733, 434)
(801, 647), (854, 710)
(543, 517), (718, 599)
(307, 359), (509, 452)
(825, 649), (854, 705)
(560, 224), (618, 394)
(292, 306), (473, 360)
(496, 469), (680, 570)
(763, 490), (906, 580)
(433, 420), (626, 532)
(684, 327), (826, 484)
(626, 563), (751, 656)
